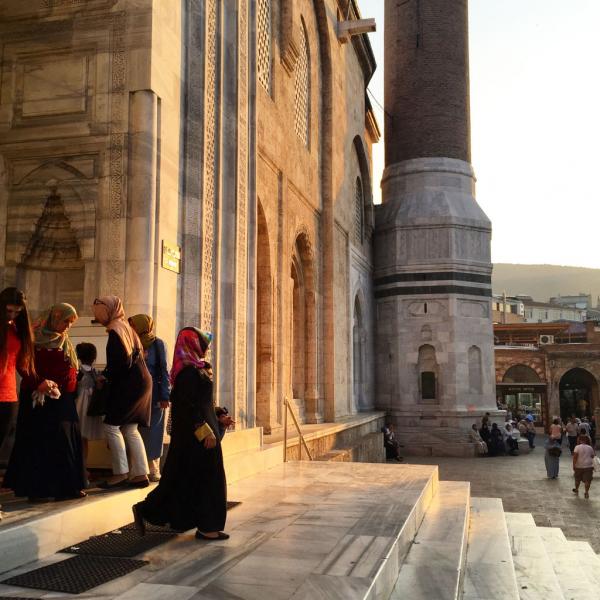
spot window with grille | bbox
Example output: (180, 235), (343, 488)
(354, 177), (364, 244)
(294, 21), (310, 146)
(257, 0), (271, 93)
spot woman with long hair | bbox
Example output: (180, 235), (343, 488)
(93, 296), (152, 488)
(4, 303), (86, 500)
(0, 288), (37, 464)
(133, 328), (228, 541)
(129, 314), (170, 482)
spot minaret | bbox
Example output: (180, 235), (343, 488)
(375, 0), (498, 437)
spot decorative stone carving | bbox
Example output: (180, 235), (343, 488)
(22, 188), (82, 269)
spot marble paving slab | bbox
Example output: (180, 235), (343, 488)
(504, 512), (564, 600)
(538, 527), (600, 600)
(0, 461), (438, 600)
(567, 540), (600, 589)
(389, 481), (470, 600)
(461, 497), (520, 600)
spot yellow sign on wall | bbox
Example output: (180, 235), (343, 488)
(162, 241), (181, 273)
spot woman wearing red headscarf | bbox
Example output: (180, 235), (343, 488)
(132, 327), (228, 540)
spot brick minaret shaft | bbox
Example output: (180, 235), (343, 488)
(385, 0), (470, 166)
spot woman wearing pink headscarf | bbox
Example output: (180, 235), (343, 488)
(133, 327), (228, 540)
(93, 296), (152, 488)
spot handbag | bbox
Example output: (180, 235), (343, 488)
(87, 348), (143, 417)
(548, 446), (562, 458)
(87, 382), (109, 416)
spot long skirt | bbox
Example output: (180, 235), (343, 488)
(138, 434), (227, 532)
(5, 389), (85, 498)
(140, 402), (166, 461)
(544, 451), (560, 478)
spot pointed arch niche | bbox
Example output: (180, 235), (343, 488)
(353, 295), (366, 412)
(4, 157), (98, 314)
(255, 200), (275, 433)
(289, 232), (318, 423)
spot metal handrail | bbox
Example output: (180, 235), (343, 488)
(282, 397), (313, 462)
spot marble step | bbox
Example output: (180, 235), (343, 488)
(389, 481), (470, 600)
(567, 540), (600, 589)
(461, 498), (520, 600)
(504, 512), (564, 599)
(0, 462), (440, 600)
(538, 527), (600, 600)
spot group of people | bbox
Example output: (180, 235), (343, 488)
(469, 412), (536, 457)
(0, 288), (232, 540)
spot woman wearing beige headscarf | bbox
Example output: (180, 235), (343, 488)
(129, 314), (170, 482)
(93, 296), (152, 488)
(5, 303), (86, 500)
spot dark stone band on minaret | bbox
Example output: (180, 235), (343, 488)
(384, 0), (471, 164)
(374, 285), (492, 299)
(374, 271), (491, 286)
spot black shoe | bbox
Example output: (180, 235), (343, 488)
(98, 478), (129, 490)
(128, 478), (150, 489)
(132, 502), (146, 536)
(27, 496), (52, 503)
(195, 531), (229, 541)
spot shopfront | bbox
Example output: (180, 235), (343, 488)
(497, 364), (548, 426)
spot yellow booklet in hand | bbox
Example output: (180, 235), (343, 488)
(194, 422), (215, 443)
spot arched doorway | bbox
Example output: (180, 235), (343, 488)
(559, 368), (599, 422)
(255, 201), (274, 433)
(500, 364), (546, 424)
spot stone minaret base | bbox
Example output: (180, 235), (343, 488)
(375, 158), (502, 450)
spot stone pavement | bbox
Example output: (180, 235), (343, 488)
(407, 448), (600, 552)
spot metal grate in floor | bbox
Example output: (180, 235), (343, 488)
(61, 527), (177, 558)
(0, 555), (148, 594)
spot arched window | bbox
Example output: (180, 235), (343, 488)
(418, 344), (439, 403)
(257, 0), (271, 93)
(468, 346), (482, 394)
(353, 177), (364, 245)
(294, 20), (310, 146)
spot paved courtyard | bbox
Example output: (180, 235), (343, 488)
(407, 448), (600, 552)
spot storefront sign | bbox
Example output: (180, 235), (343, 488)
(162, 241), (181, 273)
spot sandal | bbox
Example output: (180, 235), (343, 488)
(195, 531), (230, 541)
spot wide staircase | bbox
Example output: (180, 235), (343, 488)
(2, 455), (597, 599)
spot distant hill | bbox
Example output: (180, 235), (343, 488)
(492, 264), (600, 304)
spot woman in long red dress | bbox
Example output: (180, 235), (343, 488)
(0, 288), (36, 465)
(5, 303), (86, 501)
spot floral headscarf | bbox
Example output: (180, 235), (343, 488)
(33, 303), (79, 369)
(128, 314), (156, 350)
(93, 295), (141, 356)
(170, 327), (212, 385)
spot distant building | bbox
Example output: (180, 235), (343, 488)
(550, 293), (593, 310)
(521, 298), (586, 323)
(492, 294), (524, 324)
(494, 321), (600, 429)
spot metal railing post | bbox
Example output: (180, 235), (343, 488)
(283, 397), (288, 462)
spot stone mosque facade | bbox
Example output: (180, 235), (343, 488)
(0, 0), (497, 444)
(0, 0), (379, 435)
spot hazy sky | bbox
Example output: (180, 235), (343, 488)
(361, 0), (600, 269)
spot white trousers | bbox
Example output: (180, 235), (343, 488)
(104, 423), (149, 478)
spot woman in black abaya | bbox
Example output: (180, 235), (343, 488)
(133, 328), (228, 540)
